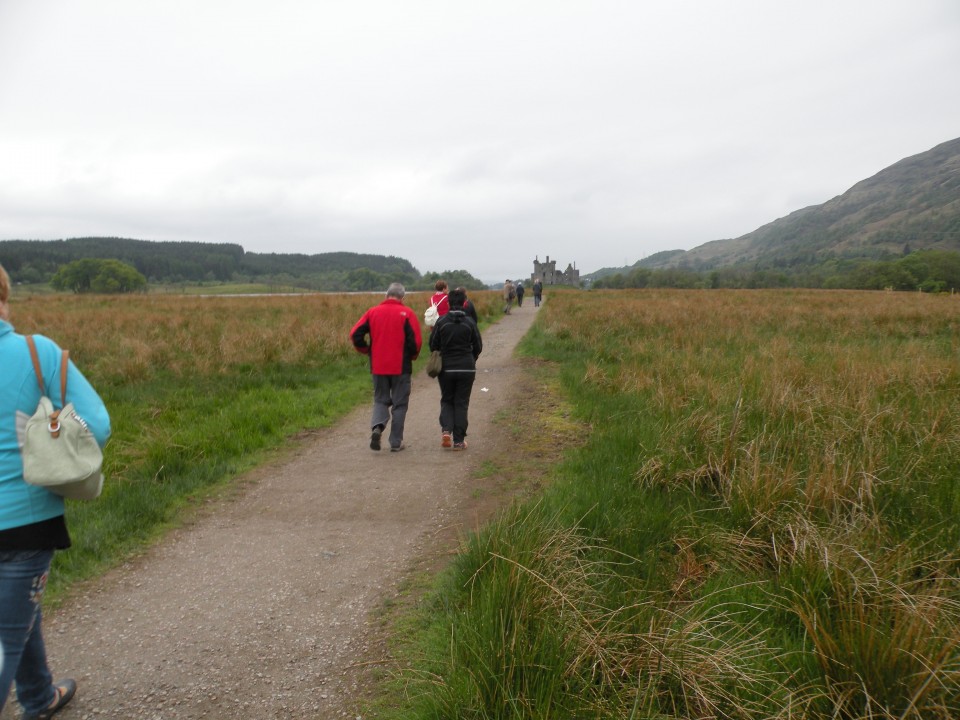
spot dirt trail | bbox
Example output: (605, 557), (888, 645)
(2, 303), (537, 720)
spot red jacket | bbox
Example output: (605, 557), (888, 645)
(350, 298), (422, 375)
(430, 291), (450, 317)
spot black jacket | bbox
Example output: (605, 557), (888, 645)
(429, 309), (482, 372)
(462, 299), (479, 324)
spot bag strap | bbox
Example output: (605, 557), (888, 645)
(26, 336), (69, 402)
(26, 336), (44, 394)
(61, 348), (69, 401)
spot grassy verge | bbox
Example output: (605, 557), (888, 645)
(375, 289), (960, 720)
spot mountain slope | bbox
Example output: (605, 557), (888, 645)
(640, 137), (960, 271)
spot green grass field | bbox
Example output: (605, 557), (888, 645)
(378, 289), (960, 720)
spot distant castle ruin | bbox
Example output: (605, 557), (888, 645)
(531, 255), (580, 287)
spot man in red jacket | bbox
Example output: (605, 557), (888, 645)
(350, 283), (423, 451)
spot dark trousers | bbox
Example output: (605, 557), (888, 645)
(437, 371), (476, 444)
(371, 374), (411, 449)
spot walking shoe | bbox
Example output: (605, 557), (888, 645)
(370, 427), (382, 451)
(390, 443), (405, 452)
(441, 432), (453, 448)
(22, 679), (76, 719)
(452, 441), (467, 451)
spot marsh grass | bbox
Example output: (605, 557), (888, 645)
(395, 504), (786, 719)
(380, 289), (960, 719)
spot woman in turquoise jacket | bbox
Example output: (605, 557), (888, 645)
(0, 264), (111, 719)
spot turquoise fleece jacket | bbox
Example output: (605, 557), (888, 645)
(0, 319), (111, 531)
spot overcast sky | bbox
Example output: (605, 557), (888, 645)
(1, 1), (958, 282)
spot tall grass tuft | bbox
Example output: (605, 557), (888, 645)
(398, 504), (789, 719)
(786, 542), (960, 718)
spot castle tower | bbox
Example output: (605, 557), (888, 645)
(531, 255), (577, 286)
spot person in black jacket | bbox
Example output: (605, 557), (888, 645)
(429, 287), (482, 450)
(455, 286), (479, 324)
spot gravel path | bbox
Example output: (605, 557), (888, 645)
(2, 304), (537, 720)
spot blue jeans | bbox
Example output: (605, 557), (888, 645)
(0, 550), (57, 715)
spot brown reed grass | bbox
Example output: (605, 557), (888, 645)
(8, 290), (503, 384)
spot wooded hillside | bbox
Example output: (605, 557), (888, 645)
(0, 237), (486, 291)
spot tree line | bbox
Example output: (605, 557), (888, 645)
(0, 237), (486, 292)
(591, 249), (960, 292)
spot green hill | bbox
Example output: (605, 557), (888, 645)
(635, 136), (960, 272)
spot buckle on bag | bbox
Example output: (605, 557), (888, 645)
(48, 411), (62, 438)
